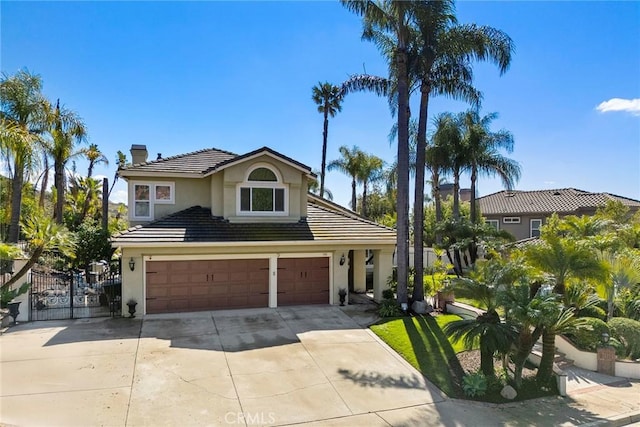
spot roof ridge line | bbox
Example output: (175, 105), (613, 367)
(125, 147), (238, 169)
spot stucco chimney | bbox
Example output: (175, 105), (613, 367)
(130, 144), (148, 164)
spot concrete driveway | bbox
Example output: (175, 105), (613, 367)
(0, 306), (444, 426)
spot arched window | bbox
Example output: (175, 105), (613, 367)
(238, 165), (287, 214)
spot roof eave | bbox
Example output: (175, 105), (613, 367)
(113, 238), (396, 248)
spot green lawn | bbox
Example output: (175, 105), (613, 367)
(370, 314), (467, 397)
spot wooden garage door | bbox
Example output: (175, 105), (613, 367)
(277, 257), (329, 306)
(146, 259), (269, 314)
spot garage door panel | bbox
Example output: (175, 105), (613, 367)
(277, 257), (329, 306)
(145, 258), (269, 314)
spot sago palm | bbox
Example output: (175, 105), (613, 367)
(599, 251), (640, 320)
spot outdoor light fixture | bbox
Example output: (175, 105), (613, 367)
(339, 253), (346, 266)
(602, 332), (610, 345)
(129, 257), (136, 272)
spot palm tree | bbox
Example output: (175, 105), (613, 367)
(526, 225), (607, 294)
(108, 150), (129, 199)
(0, 209), (74, 292)
(0, 70), (47, 242)
(358, 153), (384, 217)
(427, 114), (453, 243)
(460, 110), (520, 224)
(46, 99), (87, 224)
(78, 144), (109, 224)
(341, 0), (413, 308)
(599, 251), (640, 320)
(312, 82), (343, 199)
(328, 145), (363, 211)
(410, 1), (513, 302)
(444, 259), (519, 377)
(537, 303), (586, 384)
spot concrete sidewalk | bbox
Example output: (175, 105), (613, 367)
(0, 307), (638, 427)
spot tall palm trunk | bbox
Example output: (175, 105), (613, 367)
(350, 177), (357, 211)
(395, 16), (410, 309)
(537, 328), (556, 385)
(470, 165), (479, 263)
(453, 168), (461, 218)
(8, 162), (25, 243)
(39, 156), (49, 208)
(54, 162), (65, 224)
(362, 181), (368, 217)
(412, 86), (430, 302)
(320, 109), (329, 198)
(433, 169), (443, 245)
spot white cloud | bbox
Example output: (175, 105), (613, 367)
(595, 98), (640, 116)
(110, 190), (128, 205)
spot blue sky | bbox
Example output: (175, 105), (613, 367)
(2, 1), (639, 208)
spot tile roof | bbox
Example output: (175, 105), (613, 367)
(112, 199), (396, 246)
(119, 147), (237, 175)
(478, 188), (640, 215)
(118, 146), (313, 177)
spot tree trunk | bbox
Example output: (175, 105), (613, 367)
(433, 169), (443, 246)
(536, 328), (556, 385)
(39, 156), (49, 208)
(8, 162), (25, 243)
(512, 332), (532, 389)
(607, 295), (614, 321)
(362, 181), (368, 218)
(412, 87), (429, 302)
(480, 338), (495, 378)
(453, 168), (460, 218)
(320, 110), (329, 199)
(395, 18), (410, 309)
(470, 166), (478, 264)
(0, 246), (43, 293)
(54, 163), (65, 224)
(351, 178), (357, 212)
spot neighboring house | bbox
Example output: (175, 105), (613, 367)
(478, 188), (640, 241)
(112, 145), (396, 315)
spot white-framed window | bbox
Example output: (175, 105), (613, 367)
(485, 219), (499, 230)
(503, 216), (521, 224)
(131, 181), (175, 220)
(237, 164), (288, 215)
(530, 219), (542, 238)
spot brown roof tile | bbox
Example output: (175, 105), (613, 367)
(119, 147), (237, 175)
(478, 188), (640, 215)
(112, 201), (396, 246)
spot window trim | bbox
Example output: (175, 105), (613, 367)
(485, 219), (500, 230)
(236, 163), (288, 216)
(530, 218), (543, 238)
(130, 181), (175, 221)
(503, 216), (521, 224)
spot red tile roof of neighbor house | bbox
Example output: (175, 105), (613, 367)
(478, 188), (640, 215)
(111, 198), (396, 246)
(118, 146), (313, 176)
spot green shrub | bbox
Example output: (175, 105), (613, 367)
(568, 317), (610, 352)
(382, 289), (395, 300)
(609, 317), (640, 360)
(378, 299), (403, 317)
(462, 371), (487, 397)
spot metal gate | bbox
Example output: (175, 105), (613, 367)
(29, 269), (122, 321)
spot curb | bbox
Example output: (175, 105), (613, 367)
(580, 410), (640, 426)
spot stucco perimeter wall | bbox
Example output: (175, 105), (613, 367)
(121, 243), (394, 315)
(555, 335), (640, 379)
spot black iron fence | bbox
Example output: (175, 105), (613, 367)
(29, 268), (122, 321)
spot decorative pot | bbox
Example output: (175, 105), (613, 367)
(7, 301), (21, 325)
(127, 301), (137, 318)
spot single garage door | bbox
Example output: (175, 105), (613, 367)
(146, 259), (269, 314)
(277, 257), (329, 306)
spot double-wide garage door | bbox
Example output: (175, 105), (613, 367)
(145, 257), (329, 314)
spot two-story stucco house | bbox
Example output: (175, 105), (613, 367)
(478, 188), (640, 241)
(112, 145), (396, 315)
